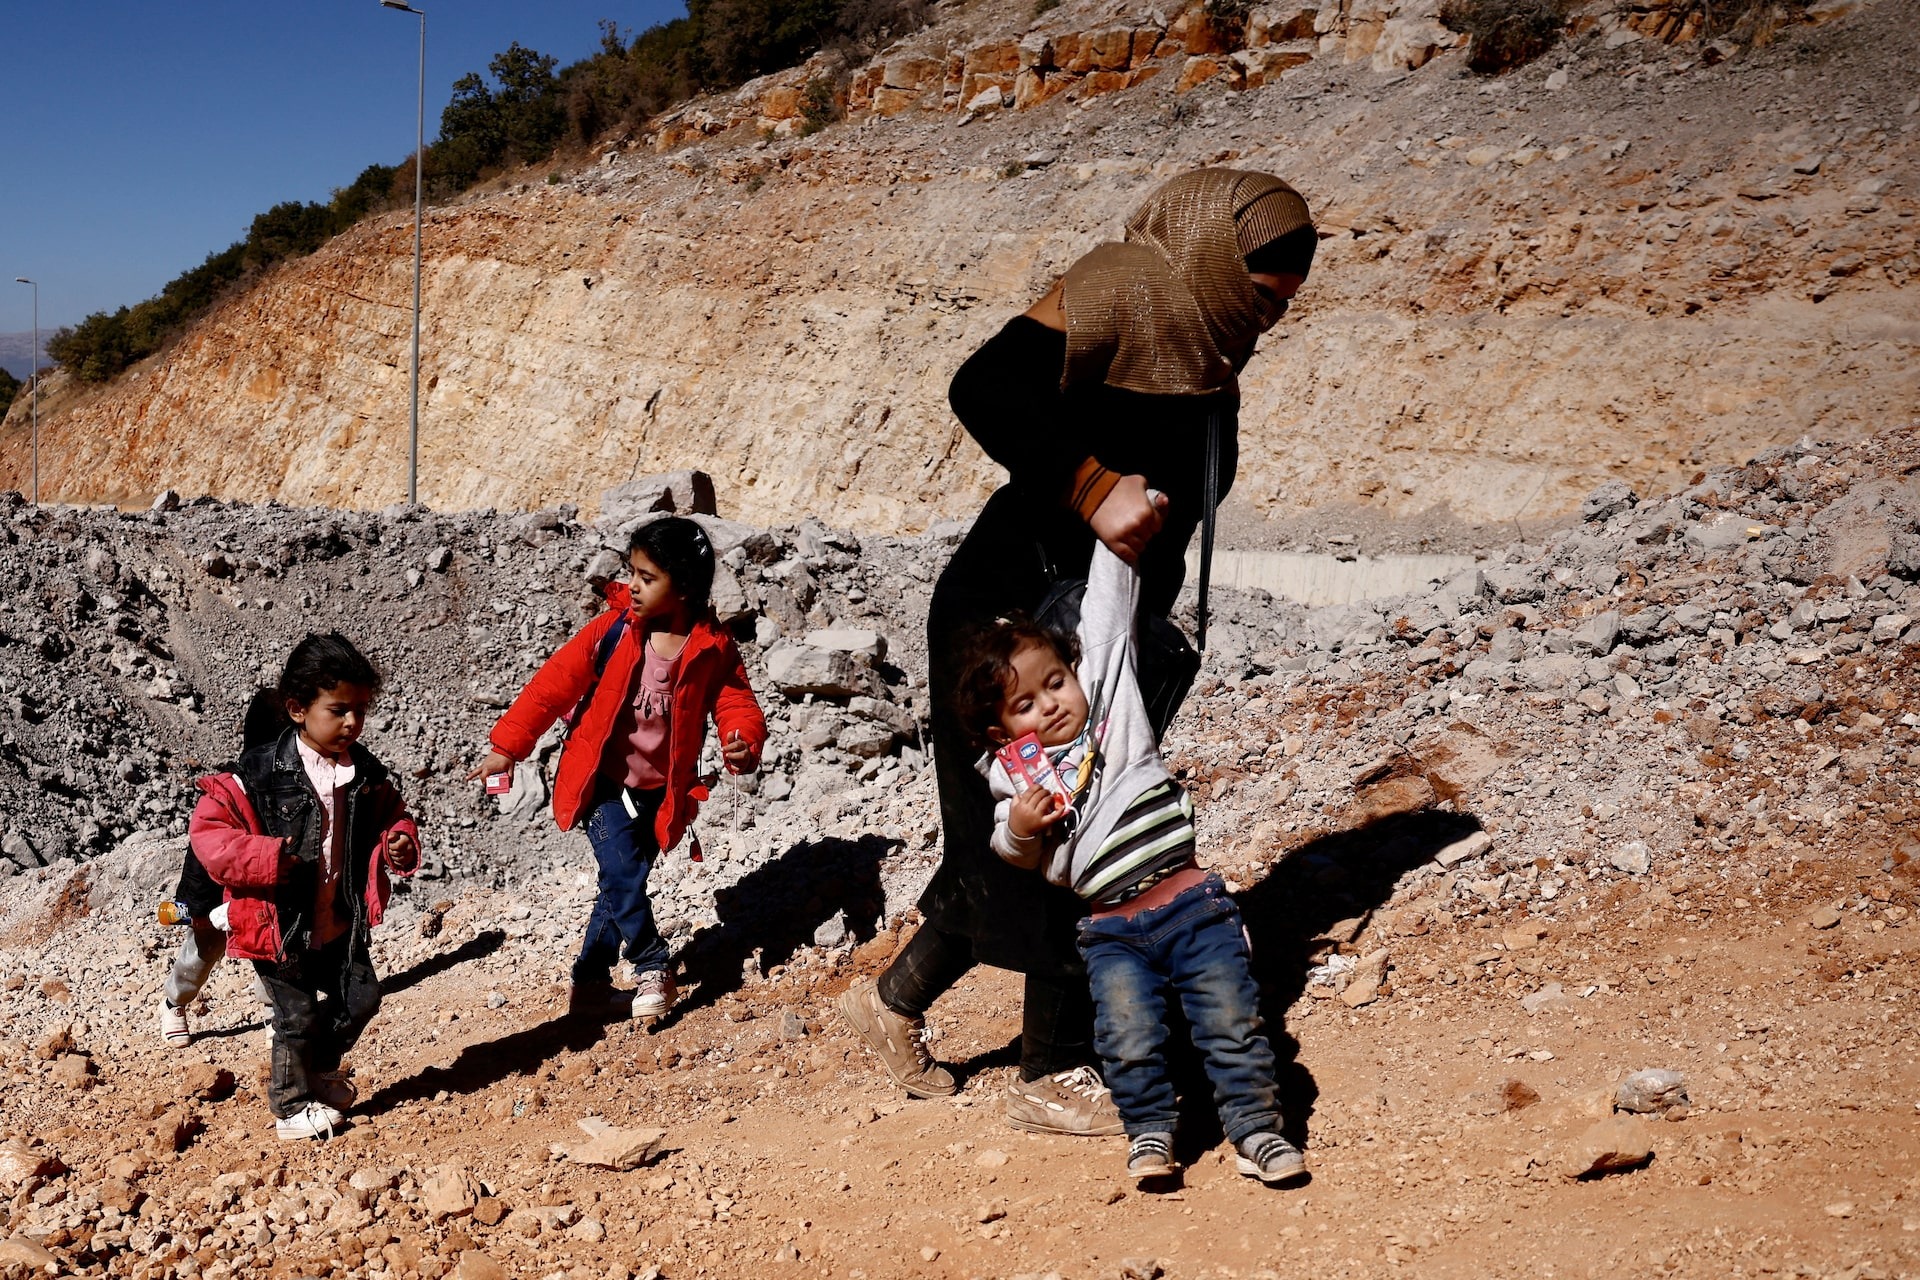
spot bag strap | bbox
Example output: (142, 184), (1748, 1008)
(564, 611), (630, 734)
(595, 613), (630, 678)
(1197, 411), (1220, 651)
(585, 612), (629, 695)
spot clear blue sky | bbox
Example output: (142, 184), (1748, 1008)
(2, 0), (684, 345)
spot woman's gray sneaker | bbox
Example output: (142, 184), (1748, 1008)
(1004, 1065), (1124, 1136)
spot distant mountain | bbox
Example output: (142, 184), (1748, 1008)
(0, 331), (51, 383)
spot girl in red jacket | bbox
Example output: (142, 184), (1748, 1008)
(470, 516), (767, 1021)
(190, 633), (419, 1141)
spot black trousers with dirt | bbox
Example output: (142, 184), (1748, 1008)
(253, 932), (381, 1117)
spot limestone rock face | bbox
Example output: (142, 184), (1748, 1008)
(2, 0), (1913, 531)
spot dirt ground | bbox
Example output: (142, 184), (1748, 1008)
(3, 762), (1915, 1280)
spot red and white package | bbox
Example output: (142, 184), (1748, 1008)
(994, 732), (1070, 803)
(485, 771), (514, 795)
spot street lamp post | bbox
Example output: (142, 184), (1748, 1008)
(12, 277), (37, 506)
(382, 0), (425, 506)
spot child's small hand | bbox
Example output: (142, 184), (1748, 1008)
(383, 830), (417, 865)
(721, 730), (756, 773)
(465, 750), (513, 784)
(1008, 786), (1067, 840)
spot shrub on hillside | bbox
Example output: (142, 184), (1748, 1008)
(799, 76), (843, 134)
(434, 43), (567, 190)
(1204, 0), (1255, 39)
(1442, 0), (1567, 71)
(1685, 0), (1810, 45)
(49, 209), (336, 384)
(329, 163), (403, 227)
(245, 202), (336, 269)
(824, 0), (929, 57)
(0, 368), (19, 420)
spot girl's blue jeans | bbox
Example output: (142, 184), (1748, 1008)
(575, 786), (671, 984)
(1075, 873), (1280, 1142)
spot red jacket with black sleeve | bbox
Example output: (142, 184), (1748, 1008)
(188, 732), (419, 963)
(487, 582), (767, 847)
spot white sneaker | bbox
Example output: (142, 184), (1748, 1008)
(274, 1101), (340, 1141)
(631, 970), (678, 1020)
(159, 1001), (191, 1048)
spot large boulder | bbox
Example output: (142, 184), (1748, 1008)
(767, 644), (865, 698)
(598, 471), (716, 525)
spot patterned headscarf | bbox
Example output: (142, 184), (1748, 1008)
(1060, 169), (1313, 397)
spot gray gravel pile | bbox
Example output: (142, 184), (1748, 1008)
(1, 429), (1915, 1016)
(0, 481), (963, 933)
(1164, 428), (1919, 949)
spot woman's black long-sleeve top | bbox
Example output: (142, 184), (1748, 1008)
(942, 317), (1238, 621)
(916, 315), (1240, 973)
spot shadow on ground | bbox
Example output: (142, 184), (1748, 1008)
(381, 929), (507, 998)
(653, 833), (896, 1030)
(363, 836), (895, 1109)
(1167, 809), (1484, 1163)
(361, 1010), (619, 1117)
(933, 809), (1480, 1158)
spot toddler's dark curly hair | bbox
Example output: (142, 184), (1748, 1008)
(946, 613), (1079, 751)
(278, 632), (381, 710)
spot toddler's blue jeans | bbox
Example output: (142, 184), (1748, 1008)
(575, 785), (672, 984)
(1076, 873), (1280, 1142)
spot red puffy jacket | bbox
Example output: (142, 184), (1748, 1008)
(488, 582), (768, 847)
(188, 745), (419, 963)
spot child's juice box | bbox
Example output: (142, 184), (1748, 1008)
(995, 732), (1071, 803)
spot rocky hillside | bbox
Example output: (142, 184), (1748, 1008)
(1, 0), (1915, 534)
(0, 430), (1915, 1277)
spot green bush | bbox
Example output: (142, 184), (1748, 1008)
(1442, 0), (1567, 72)
(1204, 0), (1254, 31)
(329, 163), (402, 227)
(0, 367), (19, 420)
(432, 43), (566, 189)
(799, 77), (842, 135)
(1693, 0), (1809, 45)
(245, 202), (335, 269)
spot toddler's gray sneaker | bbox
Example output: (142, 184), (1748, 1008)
(1236, 1131), (1308, 1184)
(1127, 1132), (1178, 1180)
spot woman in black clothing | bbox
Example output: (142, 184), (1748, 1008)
(838, 169), (1318, 1134)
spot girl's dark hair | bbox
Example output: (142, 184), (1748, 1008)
(627, 516), (715, 616)
(241, 686), (290, 751)
(278, 632), (382, 710)
(946, 614), (1079, 751)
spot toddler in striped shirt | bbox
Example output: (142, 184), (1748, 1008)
(952, 542), (1307, 1186)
